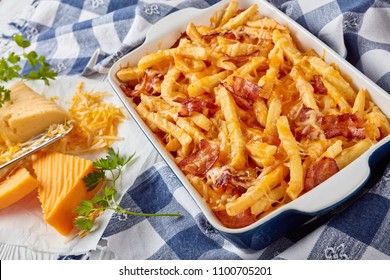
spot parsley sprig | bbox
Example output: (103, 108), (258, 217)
(74, 148), (181, 237)
(0, 34), (58, 107)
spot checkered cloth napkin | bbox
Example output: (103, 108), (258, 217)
(4, 0), (389, 259)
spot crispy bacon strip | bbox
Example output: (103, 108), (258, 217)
(174, 97), (218, 117)
(120, 71), (161, 98)
(304, 158), (339, 191)
(178, 139), (219, 176)
(320, 114), (366, 139)
(213, 168), (255, 194)
(311, 75), (327, 95)
(223, 76), (263, 110)
(294, 108), (366, 140)
(214, 209), (257, 229)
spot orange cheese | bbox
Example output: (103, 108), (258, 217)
(0, 167), (41, 209)
(32, 151), (101, 236)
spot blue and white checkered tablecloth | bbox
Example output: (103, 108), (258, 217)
(2, 0), (390, 260)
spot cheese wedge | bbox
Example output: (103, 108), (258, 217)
(32, 151), (101, 236)
(0, 81), (69, 144)
(0, 167), (41, 209)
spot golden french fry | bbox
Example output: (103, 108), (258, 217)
(174, 54), (206, 73)
(335, 139), (371, 169)
(141, 94), (172, 112)
(258, 45), (283, 98)
(215, 37), (262, 57)
(240, 26), (273, 41)
(218, 0), (239, 27)
(365, 106), (390, 140)
(246, 141), (277, 168)
(272, 29), (303, 65)
(116, 67), (143, 82)
(188, 70), (230, 97)
(166, 138), (181, 152)
(352, 88), (366, 114)
(221, 4), (258, 30)
(138, 49), (175, 70)
(250, 183), (287, 215)
(176, 46), (208, 60)
(146, 112), (193, 156)
(176, 118), (206, 146)
(290, 66), (319, 110)
(160, 67), (185, 102)
(226, 165), (288, 216)
(253, 98), (268, 128)
(309, 56), (356, 103)
(246, 17), (287, 31)
(217, 120), (230, 164)
(264, 97), (282, 136)
(277, 116), (303, 200)
(215, 86), (247, 170)
(190, 112), (212, 131)
(186, 22), (203, 42)
(321, 139), (343, 159)
(322, 79), (351, 113)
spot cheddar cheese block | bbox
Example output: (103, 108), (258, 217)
(0, 81), (69, 144)
(0, 167), (41, 209)
(32, 151), (101, 236)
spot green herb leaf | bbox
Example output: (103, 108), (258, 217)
(13, 34), (31, 48)
(0, 35), (57, 107)
(0, 59), (21, 82)
(7, 52), (20, 64)
(24, 51), (38, 68)
(102, 186), (116, 200)
(82, 170), (105, 192)
(74, 148), (181, 237)
(0, 86), (11, 108)
(74, 200), (94, 216)
(74, 216), (94, 231)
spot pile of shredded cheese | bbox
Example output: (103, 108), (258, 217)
(53, 82), (126, 154)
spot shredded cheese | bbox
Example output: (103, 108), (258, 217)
(53, 82), (126, 154)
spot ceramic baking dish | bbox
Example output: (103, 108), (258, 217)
(108, 0), (390, 249)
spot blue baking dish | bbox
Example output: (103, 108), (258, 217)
(108, 0), (390, 249)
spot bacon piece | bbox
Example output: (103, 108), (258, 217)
(224, 51), (260, 67)
(214, 209), (257, 229)
(178, 139), (219, 177)
(296, 107), (315, 122)
(202, 31), (237, 43)
(320, 114), (366, 139)
(120, 71), (161, 98)
(292, 107), (322, 141)
(311, 75), (327, 95)
(213, 169), (251, 194)
(174, 97), (218, 117)
(304, 158), (339, 191)
(293, 108), (366, 140)
(120, 84), (134, 97)
(223, 76), (263, 110)
(207, 166), (259, 195)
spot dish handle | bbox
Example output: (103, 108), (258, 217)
(292, 137), (390, 214)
